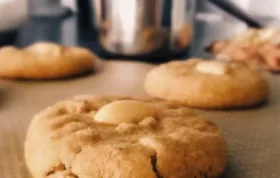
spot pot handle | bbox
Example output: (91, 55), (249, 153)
(207, 0), (263, 28)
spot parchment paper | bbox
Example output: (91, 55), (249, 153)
(0, 60), (279, 178)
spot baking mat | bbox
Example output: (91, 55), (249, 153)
(0, 60), (279, 178)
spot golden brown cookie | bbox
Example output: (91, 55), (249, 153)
(145, 59), (270, 109)
(0, 42), (96, 79)
(207, 28), (280, 72)
(25, 95), (227, 178)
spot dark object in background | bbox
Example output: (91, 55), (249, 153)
(207, 0), (263, 28)
(28, 0), (72, 18)
(77, 0), (93, 28)
(17, 18), (63, 47)
(0, 0), (27, 46)
(0, 30), (18, 46)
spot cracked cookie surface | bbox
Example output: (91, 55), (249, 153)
(145, 58), (270, 109)
(25, 95), (227, 178)
(0, 42), (96, 79)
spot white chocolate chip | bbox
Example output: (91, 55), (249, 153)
(196, 61), (228, 75)
(116, 122), (137, 133)
(25, 42), (62, 56)
(94, 100), (157, 125)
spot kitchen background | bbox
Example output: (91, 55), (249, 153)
(59, 0), (280, 17)
(2, 0), (280, 31)
(1, 0), (280, 59)
(61, 0), (280, 19)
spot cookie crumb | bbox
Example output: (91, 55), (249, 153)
(139, 117), (157, 128)
(116, 123), (137, 134)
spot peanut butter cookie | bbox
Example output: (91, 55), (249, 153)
(145, 59), (269, 109)
(0, 42), (96, 79)
(25, 95), (227, 178)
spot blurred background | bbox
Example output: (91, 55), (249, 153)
(197, 0), (280, 17)
(1, 0), (280, 60)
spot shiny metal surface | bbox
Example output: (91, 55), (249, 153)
(93, 0), (101, 28)
(93, 0), (195, 56)
(28, 0), (71, 17)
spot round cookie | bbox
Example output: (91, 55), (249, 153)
(145, 59), (270, 109)
(0, 42), (96, 79)
(25, 95), (227, 178)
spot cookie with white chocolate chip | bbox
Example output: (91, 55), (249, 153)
(145, 58), (270, 109)
(0, 42), (97, 79)
(24, 95), (227, 178)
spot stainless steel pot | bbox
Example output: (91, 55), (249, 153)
(93, 0), (196, 57)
